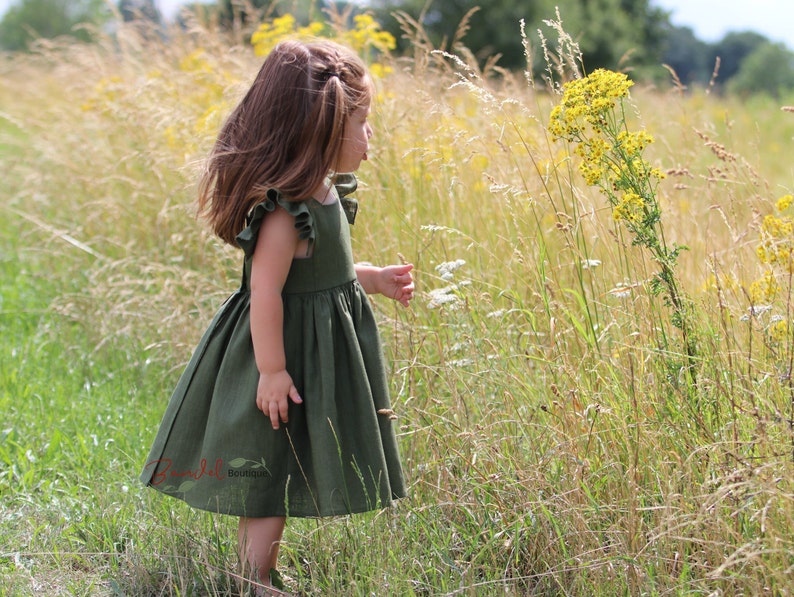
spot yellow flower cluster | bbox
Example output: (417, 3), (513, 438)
(776, 193), (793, 212)
(82, 50), (233, 156)
(251, 15), (325, 57)
(81, 75), (124, 111)
(750, 194), (794, 312)
(250, 13), (395, 78)
(612, 191), (645, 223)
(756, 195), (794, 270)
(573, 137), (609, 184)
(749, 269), (780, 304)
(164, 49), (233, 151)
(548, 69), (663, 226)
(746, 194), (794, 350)
(616, 130), (653, 155)
(767, 318), (790, 343)
(702, 272), (739, 293)
(548, 69), (634, 141)
(337, 14), (397, 55)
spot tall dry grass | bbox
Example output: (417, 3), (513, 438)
(2, 12), (793, 595)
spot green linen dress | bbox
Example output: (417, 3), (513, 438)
(140, 175), (407, 518)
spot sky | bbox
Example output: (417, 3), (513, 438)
(0, 0), (792, 50)
(651, 0), (794, 48)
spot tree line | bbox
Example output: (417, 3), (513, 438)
(2, 0), (793, 96)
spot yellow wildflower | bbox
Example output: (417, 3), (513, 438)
(767, 318), (790, 343)
(251, 15), (297, 56)
(369, 62), (393, 80)
(749, 270), (779, 304)
(702, 273), (739, 293)
(616, 130), (653, 154)
(549, 69), (634, 142)
(344, 14), (396, 54)
(758, 209), (794, 271)
(250, 12), (395, 65)
(612, 191), (645, 223)
(776, 194), (793, 212)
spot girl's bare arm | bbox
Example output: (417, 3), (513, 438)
(355, 263), (415, 307)
(250, 206), (303, 429)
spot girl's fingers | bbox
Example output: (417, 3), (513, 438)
(279, 394), (292, 423)
(288, 385), (303, 404)
(268, 401), (280, 429)
(263, 388), (302, 429)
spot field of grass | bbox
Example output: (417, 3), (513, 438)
(2, 15), (794, 596)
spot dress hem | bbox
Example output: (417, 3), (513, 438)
(143, 481), (408, 519)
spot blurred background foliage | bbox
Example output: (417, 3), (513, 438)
(1, 0), (793, 95)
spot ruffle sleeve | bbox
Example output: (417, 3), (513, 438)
(235, 189), (316, 258)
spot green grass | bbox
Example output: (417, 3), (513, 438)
(2, 17), (794, 596)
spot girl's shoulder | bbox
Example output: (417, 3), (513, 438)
(236, 190), (315, 257)
(235, 175), (359, 256)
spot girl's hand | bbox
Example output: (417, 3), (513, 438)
(256, 369), (303, 430)
(377, 263), (415, 307)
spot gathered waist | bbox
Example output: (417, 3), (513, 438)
(282, 276), (359, 297)
(241, 248), (357, 295)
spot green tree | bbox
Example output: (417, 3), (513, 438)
(119, 0), (162, 24)
(0, 0), (108, 51)
(371, 0), (546, 67)
(727, 41), (794, 97)
(710, 30), (768, 82)
(661, 25), (711, 86)
(216, 0), (270, 27)
(370, 0), (669, 73)
(215, 0), (321, 29)
(556, 0), (668, 77)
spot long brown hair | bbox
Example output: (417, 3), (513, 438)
(198, 39), (372, 245)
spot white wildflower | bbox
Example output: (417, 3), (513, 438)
(449, 358), (474, 368)
(435, 259), (467, 280)
(428, 286), (461, 309)
(742, 305), (773, 320)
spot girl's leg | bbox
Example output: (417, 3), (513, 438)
(238, 516), (286, 586)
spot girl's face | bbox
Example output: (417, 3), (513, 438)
(337, 102), (373, 174)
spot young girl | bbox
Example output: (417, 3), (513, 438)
(140, 39), (413, 591)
